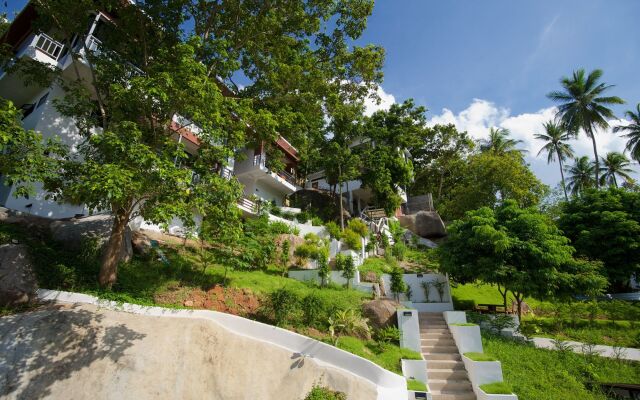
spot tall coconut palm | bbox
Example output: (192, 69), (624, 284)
(535, 120), (574, 200)
(613, 103), (640, 162)
(480, 127), (525, 156)
(565, 156), (595, 196)
(599, 152), (634, 188)
(547, 69), (625, 188)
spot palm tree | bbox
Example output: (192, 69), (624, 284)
(565, 156), (595, 196)
(480, 127), (525, 156)
(535, 120), (574, 200)
(599, 152), (634, 188)
(547, 68), (625, 188)
(613, 103), (640, 162)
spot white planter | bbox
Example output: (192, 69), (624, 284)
(461, 355), (503, 387)
(397, 309), (421, 353)
(449, 324), (483, 354)
(477, 387), (518, 400)
(401, 359), (428, 386)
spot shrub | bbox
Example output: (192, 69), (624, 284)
(347, 218), (368, 237)
(296, 211), (311, 223)
(267, 288), (301, 326)
(281, 211), (296, 221)
(269, 221), (292, 235)
(374, 326), (400, 344)
(391, 242), (407, 261)
(270, 206), (282, 216)
(311, 216), (323, 226)
(339, 255), (356, 288)
(301, 293), (327, 326)
(390, 267), (406, 301)
(325, 221), (341, 239)
(420, 281), (431, 302)
(328, 309), (371, 342)
(304, 385), (346, 400)
(341, 228), (362, 251)
(388, 219), (404, 243)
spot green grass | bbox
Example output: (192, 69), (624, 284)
(331, 335), (422, 374)
(464, 352), (496, 361)
(359, 257), (393, 277)
(480, 381), (513, 394)
(450, 323), (478, 327)
(406, 379), (428, 391)
(521, 317), (640, 348)
(483, 334), (640, 400)
(450, 282), (550, 310)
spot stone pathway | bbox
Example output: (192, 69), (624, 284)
(530, 337), (640, 361)
(420, 312), (476, 400)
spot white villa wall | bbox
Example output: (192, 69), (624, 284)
(37, 289), (408, 400)
(397, 309), (421, 353)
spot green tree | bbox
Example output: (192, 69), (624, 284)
(614, 103), (640, 162)
(479, 127), (525, 157)
(547, 69), (625, 187)
(535, 120), (574, 201)
(599, 152), (634, 188)
(441, 152), (548, 220)
(564, 156), (595, 196)
(439, 201), (607, 319)
(390, 267), (406, 301)
(280, 240), (291, 277)
(2, 0), (384, 287)
(558, 188), (640, 291)
(340, 254), (356, 289)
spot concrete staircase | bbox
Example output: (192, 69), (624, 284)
(420, 312), (475, 400)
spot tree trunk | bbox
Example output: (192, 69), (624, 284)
(497, 283), (508, 310)
(98, 210), (129, 289)
(339, 164), (344, 230)
(588, 126), (600, 188)
(514, 292), (524, 322)
(558, 151), (568, 201)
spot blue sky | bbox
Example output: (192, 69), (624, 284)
(5, 0), (639, 186)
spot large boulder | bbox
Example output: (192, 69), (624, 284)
(49, 214), (133, 263)
(0, 244), (38, 306)
(0, 207), (52, 235)
(362, 299), (400, 329)
(402, 230), (438, 249)
(398, 211), (446, 239)
(131, 231), (152, 255)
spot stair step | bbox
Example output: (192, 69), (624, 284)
(421, 345), (459, 353)
(431, 391), (476, 400)
(424, 353), (462, 361)
(429, 379), (473, 391)
(427, 360), (466, 370)
(421, 338), (456, 346)
(423, 332), (453, 338)
(420, 328), (450, 333)
(428, 370), (469, 380)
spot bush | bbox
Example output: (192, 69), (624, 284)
(388, 219), (404, 243)
(270, 206), (282, 216)
(391, 242), (407, 261)
(301, 293), (327, 326)
(341, 228), (362, 251)
(390, 267), (406, 301)
(374, 326), (400, 344)
(281, 211), (296, 221)
(269, 221), (292, 235)
(296, 211), (311, 223)
(328, 308), (371, 341)
(311, 216), (323, 226)
(304, 385), (346, 400)
(266, 288), (301, 326)
(347, 218), (368, 237)
(325, 221), (341, 239)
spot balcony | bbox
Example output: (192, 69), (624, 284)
(234, 150), (300, 197)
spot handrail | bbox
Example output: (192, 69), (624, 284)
(238, 196), (257, 213)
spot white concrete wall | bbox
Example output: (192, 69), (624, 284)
(443, 311), (467, 325)
(477, 390), (518, 400)
(462, 356), (504, 388)
(397, 309), (421, 353)
(449, 325), (483, 354)
(288, 269), (362, 287)
(37, 289), (407, 400)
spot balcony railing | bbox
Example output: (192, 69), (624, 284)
(238, 196), (257, 214)
(85, 35), (102, 53)
(35, 34), (64, 60)
(277, 170), (298, 187)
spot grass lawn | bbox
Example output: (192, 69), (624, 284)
(450, 282), (550, 310)
(483, 334), (640, 400)
(522, 317), (640, 348)
(359, 257), (393, 277)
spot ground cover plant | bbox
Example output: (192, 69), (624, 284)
(483, 334), (640, 400)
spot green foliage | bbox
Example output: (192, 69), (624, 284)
(341, 228), (362, 251)
(328, 309), (371, 341)
(406, 379), (427, 392)
(325, 221), (341, 239)
(318, 256), (331, 287)
(373, 326), (400, 344)
(439, 201), (608, 318)
(464, 352), (497, 361)
(266, 288), (301, 326)
(294, 234), (329, 266)
(303, 386), (346, 400)
(296, 211), (311, 224)
(330, 335), (421, 374)
(359, 257), (393, 277)
(558, 188), (640, 290)
(480, 382), (513, 395)
(391, 242), (407, 261)
(347, 219), (368, 237)
(390, 267), (406, 301)
(301, 293), (326, 326)
(280, 240), (291, 276)
(336, 254), (356, 288)
(387, 219), (405, 243)
(484, 333), (640, 400)
(311, 216), (323, 226)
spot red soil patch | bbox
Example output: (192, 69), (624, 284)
(155, 284), (261, 317)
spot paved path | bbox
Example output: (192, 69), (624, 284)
(530, 337), (640, 361)
(0, 302), (376, 400)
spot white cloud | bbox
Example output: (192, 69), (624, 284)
(364, 86), (396, 116)
(427, 99), (637, 186)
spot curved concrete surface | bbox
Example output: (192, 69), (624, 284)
(0, 302), (380, 400)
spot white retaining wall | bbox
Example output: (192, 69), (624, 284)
(37, 289), (407, 400)
(397, 309), (421, 353)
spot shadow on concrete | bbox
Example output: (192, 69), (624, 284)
(0, 303), (146, 399)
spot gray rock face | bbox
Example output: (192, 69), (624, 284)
(0, 244), (38, 306)
(402, 230), (438, 248)
(49, 214), (132, 263)
(398, 211), (446, 239)
(362, 299), (400, 329)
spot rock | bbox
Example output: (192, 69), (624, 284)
(402, 230), (438, 249)
(363, 271), (378, 283)
(132, 231), (152, 255)
(183, 300), (194, 307)
(362, 299), (400, 329)
(398, 211), (446, 239)
(49, 214), (133, 263)
(0, 244), (38, 306)
(0, 206), (53, 235)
